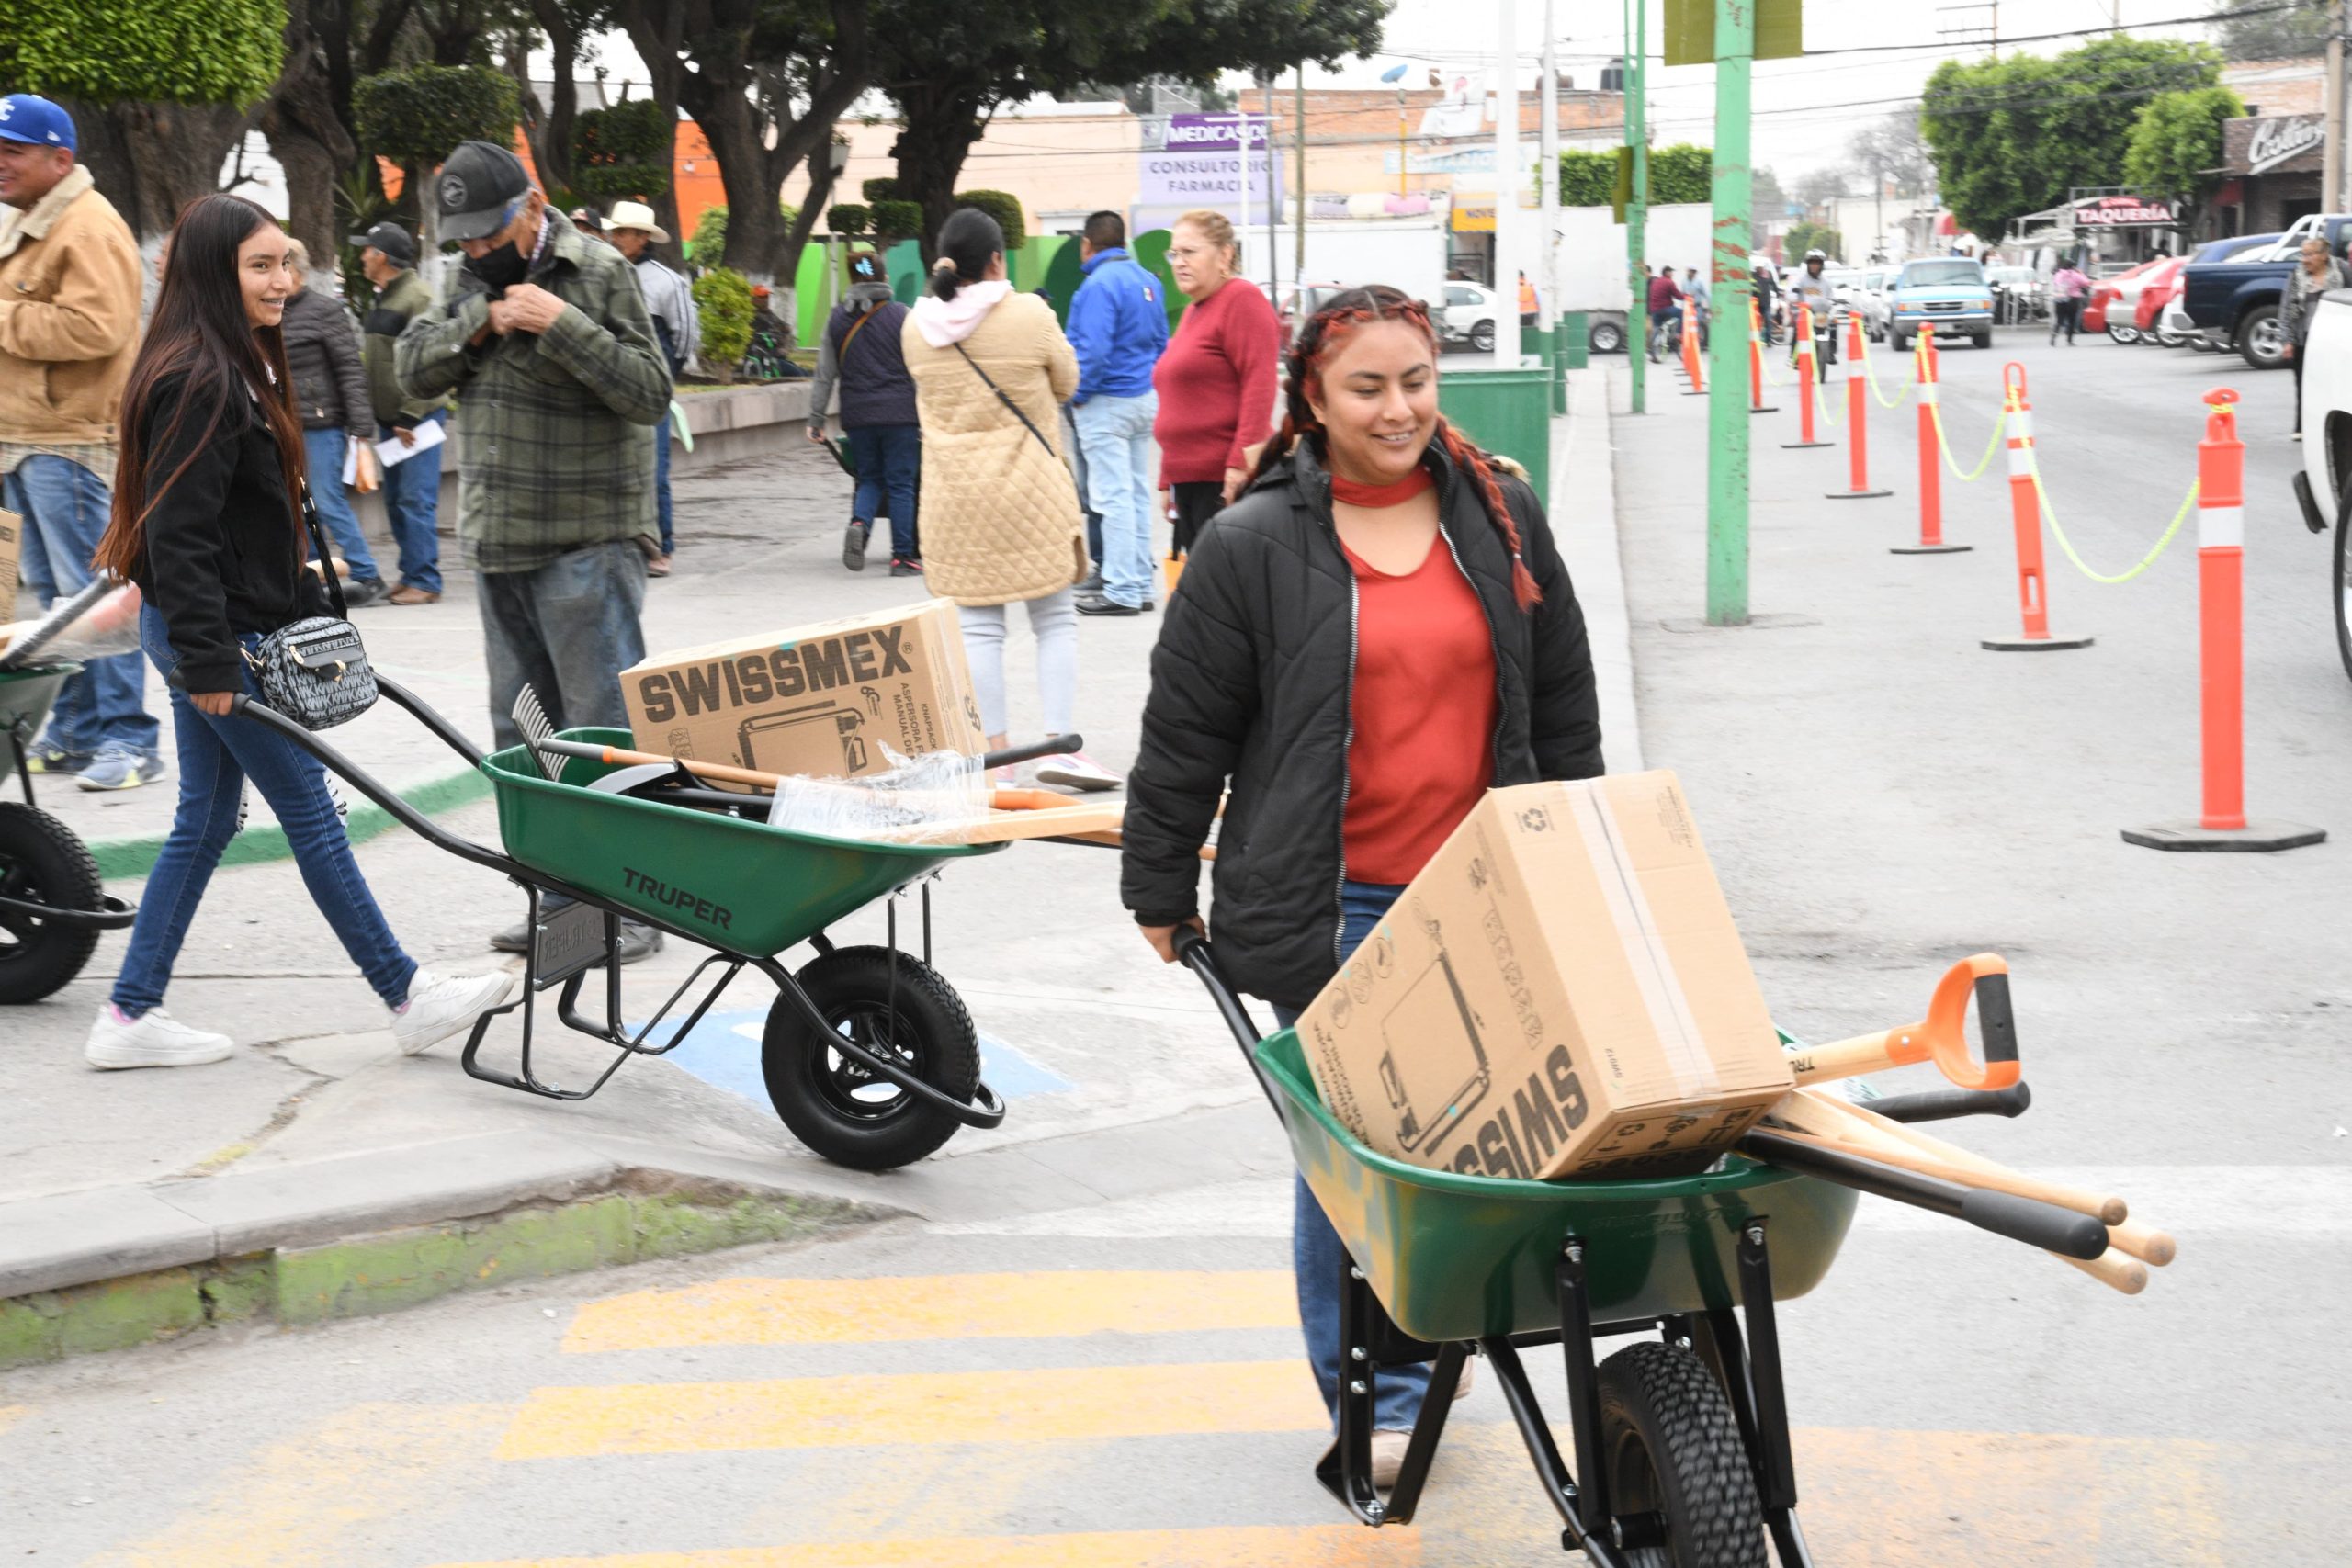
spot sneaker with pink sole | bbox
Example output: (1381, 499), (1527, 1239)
(1032, 751), (1123, 792)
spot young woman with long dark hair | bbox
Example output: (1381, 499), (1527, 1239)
(1121, 285), (1603, 1483)
(83, 195), (513, 1069)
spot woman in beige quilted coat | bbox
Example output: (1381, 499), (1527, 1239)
(903, 207), (1119, 789)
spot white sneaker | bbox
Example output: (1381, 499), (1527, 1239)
(392, 966), (515, 1055)
(85, 1004), (233, 1070)
(1032, 751), (1124, 792)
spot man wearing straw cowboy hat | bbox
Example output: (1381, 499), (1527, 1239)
(607, 199), (697, 575)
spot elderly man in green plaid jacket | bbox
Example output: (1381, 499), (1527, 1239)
(398, 141), (674, 964)
(395, 141), (672, 755)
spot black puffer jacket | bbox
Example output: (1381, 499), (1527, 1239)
(1121, 439), (1603, 1011)
(281, 288), (372, 438)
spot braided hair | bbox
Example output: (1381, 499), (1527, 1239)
(1247, 285), (1542, 611)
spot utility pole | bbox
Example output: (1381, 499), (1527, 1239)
(2331, 0), (2350, 213)
(1296, 68), (1308, 282)
(1540, 0), (1561, 380)
(1492, 0), (1521, 368)
(1705, 0), (1754, 626)
(1627, 0), (1649, 414)
(1265, 76), (1279, 305)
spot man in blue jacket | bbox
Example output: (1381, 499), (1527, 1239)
(1068, 211), (1170, 616)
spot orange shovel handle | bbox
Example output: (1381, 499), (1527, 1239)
(1788, 953), (2019, 1091)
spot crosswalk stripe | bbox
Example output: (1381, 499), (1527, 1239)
(427, 1525), (1405, 1568)
(562, 1270), (1299, 1352)
(497, 1360), (1324, 1460)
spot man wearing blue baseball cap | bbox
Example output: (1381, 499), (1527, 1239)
(0, 93), (159, 790)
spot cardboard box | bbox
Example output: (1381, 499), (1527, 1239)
(1296, 771), (1792, 1181)
(0, 509), (20, 617)
(621, 599), (986, 781)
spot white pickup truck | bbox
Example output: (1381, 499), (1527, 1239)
(2290, 286), (2352, 682)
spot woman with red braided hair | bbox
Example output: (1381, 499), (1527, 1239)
(1121, 285), (1602, 1485)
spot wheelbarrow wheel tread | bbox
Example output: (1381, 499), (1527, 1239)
(1597, 1340), (1768, 1568)
(0, 801), (105, 1005)
(762, 945), (978, 1171)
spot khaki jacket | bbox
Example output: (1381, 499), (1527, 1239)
(0, 166), (142, 445)
(900, 290), (1084, 606)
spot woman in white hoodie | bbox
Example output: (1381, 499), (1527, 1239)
(902, 207), (1117, 788)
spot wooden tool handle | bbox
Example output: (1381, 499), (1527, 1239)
(1786, 1029), (1916, 1084)
(2106, 1219), (2177, 1268)
(2054, 1247), (2149, 1296)
(991, 787), (1072, 811)
(1769, 1127), (2126, 1225)
(539, 737), (786, 791)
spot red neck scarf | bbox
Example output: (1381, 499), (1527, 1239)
(1329, 465), (1435, 509)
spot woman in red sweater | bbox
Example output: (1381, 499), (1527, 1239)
(1151, 209), (1281, 557)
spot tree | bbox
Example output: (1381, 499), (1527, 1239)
(525, 1), (614, 196)
(1792, 166), (1847, 209)
(355, 64), (522, 253)
(1556, 144), (1713, 208)
(2123, 85), (2245, 231)
(0, 0), (285, 238)
(1557, 149), (1615, 207)
(571, 97), (672, 204)
(694, 265), (755, 379)
(1751, 164), (1790, 248)
(1922, 36), (2222, 242)
(1784, 220), (1843, 262)
(2213, 0), (2329, 61)
(1848, 108), (1931, 197)
(955, 188), (1026, 248)
(876, 0), (1385, 253)
(257, 4), (360, 265)
(829, 203), (872, 235)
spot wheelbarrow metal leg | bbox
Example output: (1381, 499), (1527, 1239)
(1558, 1235), (1615, 1539)
(1382, 1339), (1464, 1526)
(1705, 1218), (1815, 1568)
(1481, 1335), (1629, 1568)
(1319, 1263), (1384, 1524)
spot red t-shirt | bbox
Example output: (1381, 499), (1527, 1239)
(1340, 531), (1498, 885)
(1151, 278), (1281, 484)
(1647, 275), (1683, 312)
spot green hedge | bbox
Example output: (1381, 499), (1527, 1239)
(956, 189), (1027, 250)
(354, 66), (521, 168)
(571, 98), (671, 204)
(693, 266), (754, 369)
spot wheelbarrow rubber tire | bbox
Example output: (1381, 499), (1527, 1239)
(762, 945), (980, 1170)
(0, 802), (106, 1006)
(1597, 1341), (1769, 1568)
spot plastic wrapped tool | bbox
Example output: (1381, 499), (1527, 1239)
(763, 746), (993, 840)
(0, 578), (143, 671)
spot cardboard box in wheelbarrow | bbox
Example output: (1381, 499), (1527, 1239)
(1296, 771), (1792, 1181)
(0, 508), (20, 613)
(620, 599), (986, 781)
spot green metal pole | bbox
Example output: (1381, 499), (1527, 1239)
(1705, 0), (1754, 626)
(1627, 0), (1649, 415)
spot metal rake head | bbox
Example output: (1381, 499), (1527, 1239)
(511, 685), (560, 780)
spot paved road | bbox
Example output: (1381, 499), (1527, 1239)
(6, 337), (2346, 1563)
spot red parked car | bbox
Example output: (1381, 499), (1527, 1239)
(2132, 256), (2189, 340)
(2082, 257), (2160, 338)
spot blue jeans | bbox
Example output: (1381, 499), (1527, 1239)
(480, 540), (648, 752)
(1275, 877), (1429, 1433)
(112, 605), (416, 1016)
(378, 414), (445, 594)
(1072, 391), (1159, 607)
(846, 423), (922, 561)
(300, 429), (382, 583)
(654, 411), (675, 555)
(3, 454), (158, 759)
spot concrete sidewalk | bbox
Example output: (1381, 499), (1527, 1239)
(2, 390), (1643, 1365)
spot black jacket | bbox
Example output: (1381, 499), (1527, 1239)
(1120, 440), (1604, 1011)
(281, 288), (372, 437)
(130, 374), (332, 695)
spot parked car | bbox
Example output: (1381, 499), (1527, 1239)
(2288, 288), (2352, 682)
(1843, 266), (1894, 341)
(2083, 257), (2161, 337)
(1987, 265), (2045, 324)
(2132, 257), (2190, 343)
(2181, 215), (2352, 368)
(1439, 281), (1500, 353)
(1886, 256), (1996, 352)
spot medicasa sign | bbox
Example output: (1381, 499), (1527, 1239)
(1140, 113), (1276, 212)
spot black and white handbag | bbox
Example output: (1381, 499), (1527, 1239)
(243, 479), (378, 731)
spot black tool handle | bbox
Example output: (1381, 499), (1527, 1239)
(1865, 1081), (2033, 1124)
(982, 734), (1082, 770)
(1741, 1128), (2106, 1259)
(1974, 971), (2018, 1071)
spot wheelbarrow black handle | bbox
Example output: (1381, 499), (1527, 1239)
(1741, 1128), (2107, 1260)
(1864, 1081), (2033, 1124)
(1173, 930), (1285, 1116)
(982, 734), (1081, 770)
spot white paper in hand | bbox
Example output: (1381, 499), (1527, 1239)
(374, 420), (447, 470)
(340, 442), (358, 487)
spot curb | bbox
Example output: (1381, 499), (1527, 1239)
(88, 765), (492, 881)
(1556, 367), (1645, 773)
(0, 1131), (892, 1370)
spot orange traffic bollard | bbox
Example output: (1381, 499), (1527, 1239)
(1982, 363), (2093, 651)
(1894, 332), (1969, 555)
(2122, 389), (2326, 852)
(1747, 297), (1776, 413)
(1781, 304), (1831, 449)
(1826, 310), (1890, 500)
(1681, 297), (1705, 395)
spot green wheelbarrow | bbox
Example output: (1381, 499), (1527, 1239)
(0, 664), (137, 1003)
(1176, 931), (2085, 1568)
(232, 678), (1018, 1170)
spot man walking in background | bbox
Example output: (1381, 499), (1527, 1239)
(353, 220), (448, 604)
(608, 200), (695, 577)
(1067, 210), (1169, 617)
(396, 141), (672, 964)
(0, 93), (160, 791)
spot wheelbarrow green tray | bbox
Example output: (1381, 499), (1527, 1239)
(0, 666), (74, 787)
(481, 728), (1003, 956)
(1257, 1028), (1858, 1344)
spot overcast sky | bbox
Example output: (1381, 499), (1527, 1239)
(585, 0), (2233, 181)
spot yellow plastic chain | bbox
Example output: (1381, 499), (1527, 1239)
(1854, 331), (1917, 408)
(1813, 372), (1845, 427)
(1928, 400), (2008, 482)
(2030, 468), (2199, 584)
